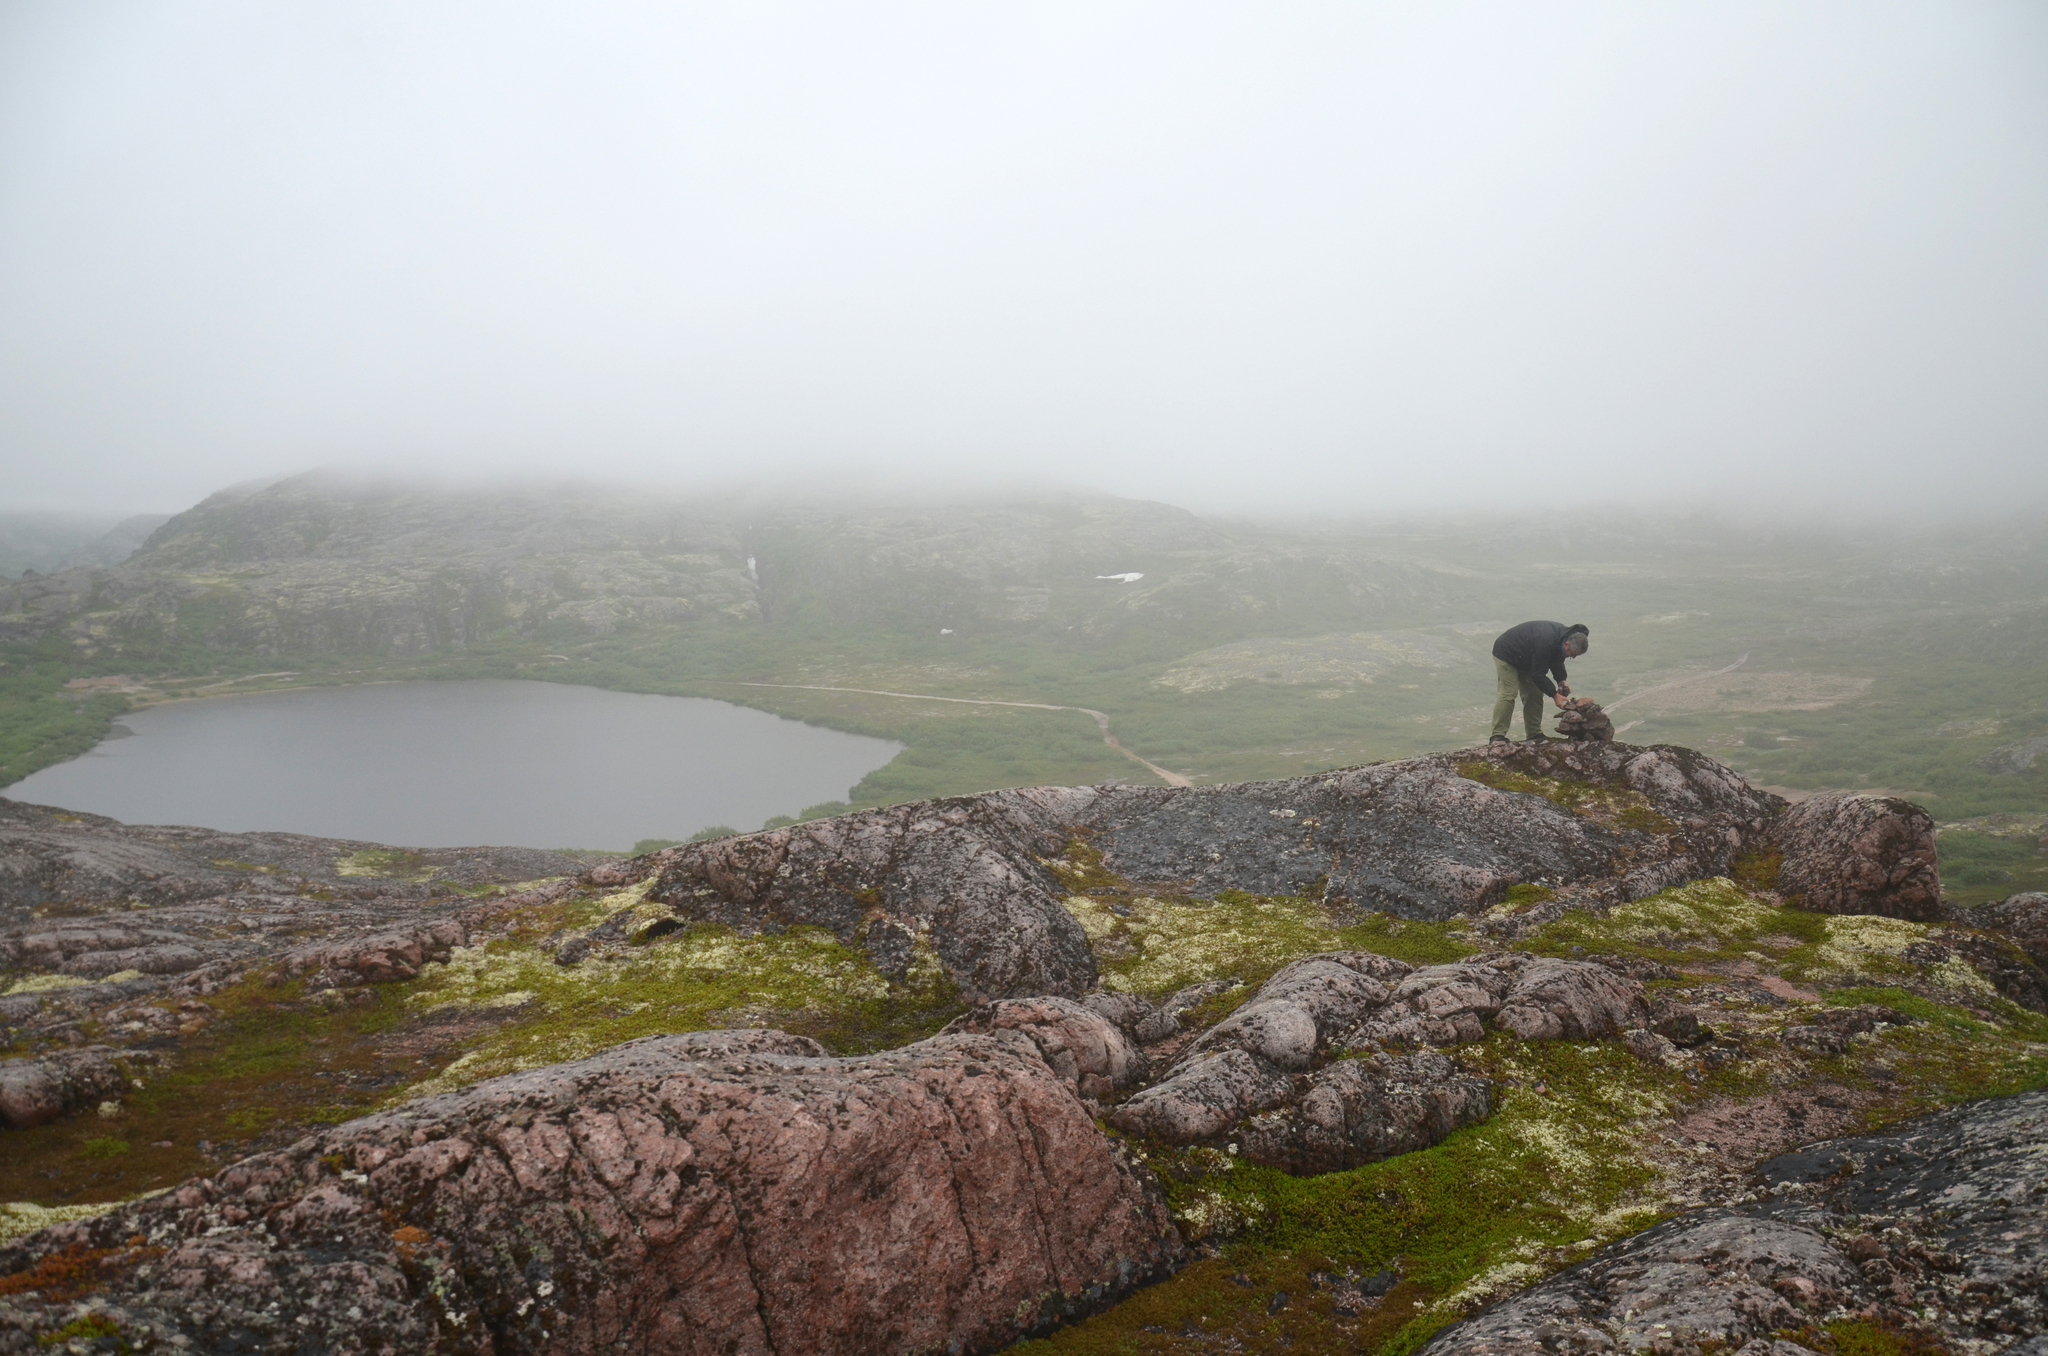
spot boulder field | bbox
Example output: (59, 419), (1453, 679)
(1, 740), (2042, 1355)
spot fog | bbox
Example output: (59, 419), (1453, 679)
(3, 2), (2045, 519)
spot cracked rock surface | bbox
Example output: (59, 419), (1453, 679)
(1421, 1089), (2048, 1355)
(1109, 950), (1642, 1163)
(1764, 791), (1941, 922)
(0, 1028), (1183, 1356)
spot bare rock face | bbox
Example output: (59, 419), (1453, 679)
(0, 1046), (131, 1129)
(1237, 1051), (1493, 1175)
(1424, 1088), (2048, 1355)
(1351, 953), (1649, 1049)
(273, 917), (470, 988)
(637, 742), (1784, 1002)
(1109, 951), (1640, 1163)
(940, 996), (1149, 1101)
(643, 786), (1103, 1003)
(1766, 791), (1940, 921)
(0, 1028), (1183, 1356)
(1959, 892), (2048, 969)
(1419, 1212), (1868, 1354)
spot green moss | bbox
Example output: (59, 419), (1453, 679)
(399, 911), (962, 1096)
(37, 1313), (123, 1346)
(333, 848), (438, 882)
(1041, 1035), (1680, 1355)
(1455, 762), (1683, 838)
(1729, 849), (1783, 891)
(77, 1139), (127, 1160)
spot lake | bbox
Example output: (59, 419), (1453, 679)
(5, 679), (903, 849)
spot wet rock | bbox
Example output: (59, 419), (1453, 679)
(1766, 792), (1940, 921)
(941, 996), (1148, 1100)
(0, 1046), (130, 1130)
(1418, 1211), (1868, 1354)
(1236, 1051), (1492, 1174)
(0, 1028), (1183, 1356)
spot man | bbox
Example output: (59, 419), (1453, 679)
(1489, 621), (1589, 745)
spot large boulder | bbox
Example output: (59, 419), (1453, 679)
(1236, 1051), (1493, 1175)
(940, 996), (1149, 1100)
(1958, 892), (2048, 969)
(1764, 791), (1940, 920)
(0, 1028), (1183, 1356)
(0, 1046), (131, 1130)
(643, 787), (1103, 1003)
(1109, 952), (1641, 1162)
(1418, 1212), (1868, 1354)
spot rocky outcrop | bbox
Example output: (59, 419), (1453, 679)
(272, 917), (470, 988)
(637, 741), (1783, 999)
(1108, 951), (1641, 1161)
(1420, 1211), (1870, 1354)
(939, 996), (1149, 1101)
(1960, 892), (2048, 969)
(1424, 1088), (2048, 1355)
(1765, 792), (1940, 921)
(0, 1028), (1184, 1356)
(644, 786), (1102, 1003)
(0, 1046), (131, 1130)
(1236, 1051), (1493, 1175)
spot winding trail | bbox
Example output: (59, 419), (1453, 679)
(733, 683), (1193, 787)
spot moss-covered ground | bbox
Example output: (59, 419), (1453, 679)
(1024, 874), (2048, 1355)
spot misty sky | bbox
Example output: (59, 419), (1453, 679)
(3, 2), (2045, 518)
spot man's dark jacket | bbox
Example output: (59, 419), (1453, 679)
(1492, 620), (1580, 698)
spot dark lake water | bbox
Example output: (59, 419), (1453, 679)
(6, 680), (902, 849)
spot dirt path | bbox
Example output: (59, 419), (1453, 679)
(734, 683), (1193, 788)
(1607, 652), (1750, 733)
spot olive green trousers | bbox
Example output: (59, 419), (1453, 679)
(1491, 658), (1546, 740)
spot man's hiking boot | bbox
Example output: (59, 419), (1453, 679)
(1522, 733), (1556, 744)
(1488, 735), (1512, 748)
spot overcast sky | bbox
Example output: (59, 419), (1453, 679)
(3, 2), (2045, 519)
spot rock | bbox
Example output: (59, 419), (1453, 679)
(1652, 1005), (1710, 1047)
(1418, 1212), (1868, 1354)
(1426, 1087), (2048, 1356)
(941, 996), (1148, 1100)
(1620, 1027), (1679, 1065)
(0, 1028), (1183, 1356)
(1109, 1048), (1296, 1143)
(1182, 952), (1414, 1069)
(1110, 953), (1639, 1159)
(1959, 892), (2048, 969)
(1236, 1052), (1492, 1174)
(554, 935), (592, 966)
(1766, 792), (1940, 921)
(274, 918), (468, 987)
(1974, 734), (2048, 777)
(1079, 991), (1180, 1046)
(0, 1046), (130, 1129)
(1553, 698), (1614, 742)
(643, 787), (1103, 1003)
(1350, 954), (1647, 1049)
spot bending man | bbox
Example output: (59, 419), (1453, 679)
(1489, 621), (1589, 746)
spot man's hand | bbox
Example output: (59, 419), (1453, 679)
(1553, 693), (1569, 710)
(1557, 682), (1570, 698)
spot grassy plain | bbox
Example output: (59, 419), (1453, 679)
(2, 497), (2043, 889)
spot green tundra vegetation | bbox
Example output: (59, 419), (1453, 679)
(1, 476), (2043, 876)
(5, 851), (2041, 1351)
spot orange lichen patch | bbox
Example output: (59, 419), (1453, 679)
(392, 1224), (432, 1262)
(0, 1241), (162, 1302)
